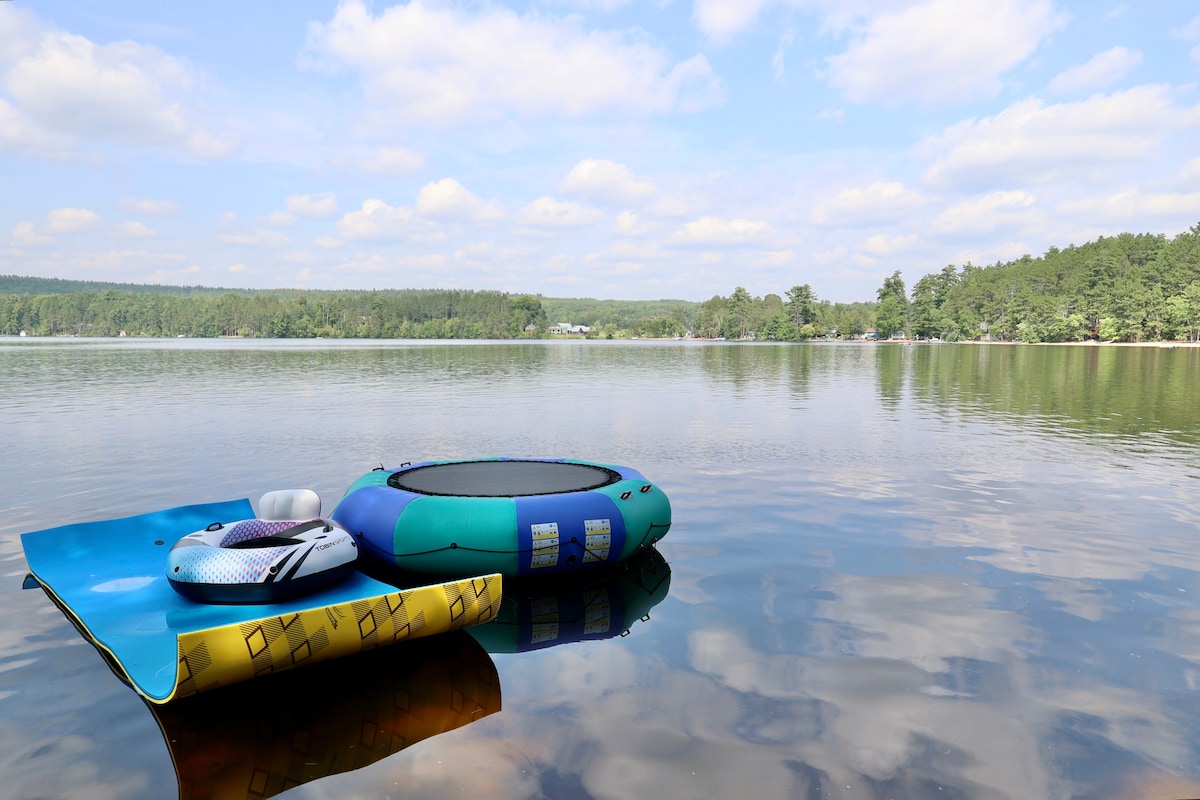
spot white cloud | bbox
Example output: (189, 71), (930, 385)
(5, 28), (236, 157)
(330, 251), (450, 282)
(303, 0), (722, 126)
(757, 250), (794, 266)
(186, 130), (238, 159)
(771, 45), (786, 82)
(810, 181), (926, 227)
(1173, 16), (1200, 66)
(918, 86), (1200, 189)
(46, 207), (100, 233)
(933, 191), (1038, 235)
(1104, 3), (1128, 20)
(812, 245), (849, 264)
(0, 5), (43, 64)
(286, 192), (338, 219)
(146, 264), (204, 284)
(11, 221), (52, 246)
(613, 210), (659, 236)
(861, 233), (917, 255)
(541, 0), (633, 9)
(1056, 190), (1200, 225)
(647, 193), (709, 219)
(602, 239), (665, 261)
(368, 146), (425, 175)
(671, 216), (773, 244)
(0, 98), (74, 157)
(331, 146), (426, 176)
(1047, 47), (1141, 95)
(281, 251), (318, 264)
(1172, 15), (1200, 42)
(117, 197), (179, 216)
(217, 229), (291, 247)
(693, 0), (773, 46)
(113, 221), (156, 238)
(337, 198), (425, 240)
(516, 197), (604, 229)
(561, 159), (657, 205)
(826, 0), (1066, 106)
(415, 178), (503, 222)
(5, 2), (1197, 305)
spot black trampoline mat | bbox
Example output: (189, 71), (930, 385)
(387, 460), (622, 497)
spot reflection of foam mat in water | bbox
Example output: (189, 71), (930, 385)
(152, 631), (501, 800)
(20, 500), (501, 703)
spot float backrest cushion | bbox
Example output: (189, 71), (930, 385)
(259, 489), (322, 521)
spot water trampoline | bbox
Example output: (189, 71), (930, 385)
(332, 458), (671, 578)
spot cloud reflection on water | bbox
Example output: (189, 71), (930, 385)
(657, 461), (1200, 793)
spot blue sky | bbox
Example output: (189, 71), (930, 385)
(1, 0), (1198, 302)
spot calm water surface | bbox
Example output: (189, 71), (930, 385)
(2, 339), (1199, 800)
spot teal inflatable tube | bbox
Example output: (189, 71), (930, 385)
(332, 458), (671, 578)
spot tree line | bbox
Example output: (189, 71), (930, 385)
(2, 223), (1197, 341)
(907, 224), (1200, 343)
(0, 287), (548, 339)
(666, 223), (1200, 343)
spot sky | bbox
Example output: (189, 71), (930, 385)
(1, 0), (1198, 303)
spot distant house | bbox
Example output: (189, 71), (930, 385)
(549, 322), (590, 335)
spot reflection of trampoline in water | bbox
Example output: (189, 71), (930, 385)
(149, 631), (500, 800)
(469, 545), (671, 653)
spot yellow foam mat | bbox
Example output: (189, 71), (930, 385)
(20, 498), (502, 703)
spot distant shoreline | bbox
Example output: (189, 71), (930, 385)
(955, 340), (1200, 348)
(669, 337), (1200, 347)
(7, 333), (1200, 347)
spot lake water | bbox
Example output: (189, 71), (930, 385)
(2, 338), (1199, 800)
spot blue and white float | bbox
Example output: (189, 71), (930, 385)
(166, 489), (359, 604)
